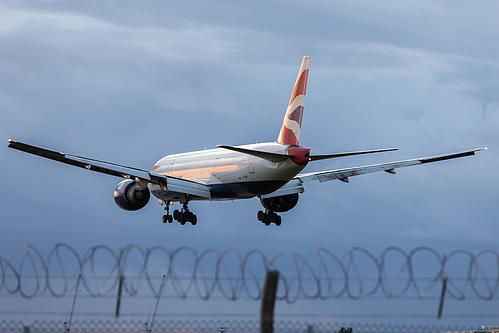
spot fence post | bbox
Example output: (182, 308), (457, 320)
(260, 270), (279, 333)
(23, 325), (30, 333)
(115, 274), (124, 318)
(437, 277), (448, 319)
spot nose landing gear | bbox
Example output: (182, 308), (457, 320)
(162, 201), (173, 223)
(257, 210), (282, 226)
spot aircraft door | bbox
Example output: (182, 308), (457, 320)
(212, 158), (220, 177)
(248, 156), (256, 174)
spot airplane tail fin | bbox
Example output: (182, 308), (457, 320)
(277, 56), (310, 146)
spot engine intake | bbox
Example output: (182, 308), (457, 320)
(114, 179), (150, 211)
(260, 193), (299, 213)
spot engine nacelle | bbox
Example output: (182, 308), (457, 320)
(260, 193), (299, 213)
(113, 179), (150, 211)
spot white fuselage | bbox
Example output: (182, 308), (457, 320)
(149, 142), (307, 201)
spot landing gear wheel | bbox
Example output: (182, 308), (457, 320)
(171, 200), (199, 225)
(275, 215), (282, 226)
(258, 210), (282, 226)
(162, 201), (174, 224)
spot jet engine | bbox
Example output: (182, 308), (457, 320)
(260, 193), (299, 212)
(114, 179), (150, 211)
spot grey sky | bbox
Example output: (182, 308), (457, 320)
(1, 0), (498, 326)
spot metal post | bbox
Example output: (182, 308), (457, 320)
(145, 274), (167, 333)
(64, 272), (82, 333)
(115, 274), (124, 318)
(260, 270), (279, 333)
(437, 277), (448, 319)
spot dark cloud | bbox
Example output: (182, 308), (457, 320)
(1, 0), (497, 325)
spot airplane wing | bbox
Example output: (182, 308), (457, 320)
(260, 179), (305, 199)
(296, 148), (485, 183)
(7, 139), (211, 199)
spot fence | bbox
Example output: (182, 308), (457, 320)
(0, 318), (476, 333)
(1, 244), (498, 302)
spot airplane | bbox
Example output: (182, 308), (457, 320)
(8, 56), (485, 226)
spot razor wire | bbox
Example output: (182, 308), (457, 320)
(0, 244), (498, 302)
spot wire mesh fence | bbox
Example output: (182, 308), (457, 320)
(0, 318), (475, 333)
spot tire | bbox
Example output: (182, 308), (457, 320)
(275, 216), (282, 226)
(257, 211), (264, 221)
(162, 215), (167, 223)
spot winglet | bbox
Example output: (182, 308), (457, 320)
(277, 56), (310, 146)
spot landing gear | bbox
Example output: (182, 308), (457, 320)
(162, 214), (173, 223)
(162, 201), (173, 223)
(173, 202), (197, 225)
(257, 210), (282, 226)
(161, 200), (197, 225)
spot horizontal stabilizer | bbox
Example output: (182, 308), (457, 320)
(310, 148), (398, 161)
(217, 145), (290, 162)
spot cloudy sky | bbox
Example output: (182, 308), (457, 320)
(1, 0), (498, 327)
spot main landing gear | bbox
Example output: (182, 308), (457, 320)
(174, 202), (197, 225)
(162, 201), (197, 225)
(257, 210), (282, 226)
